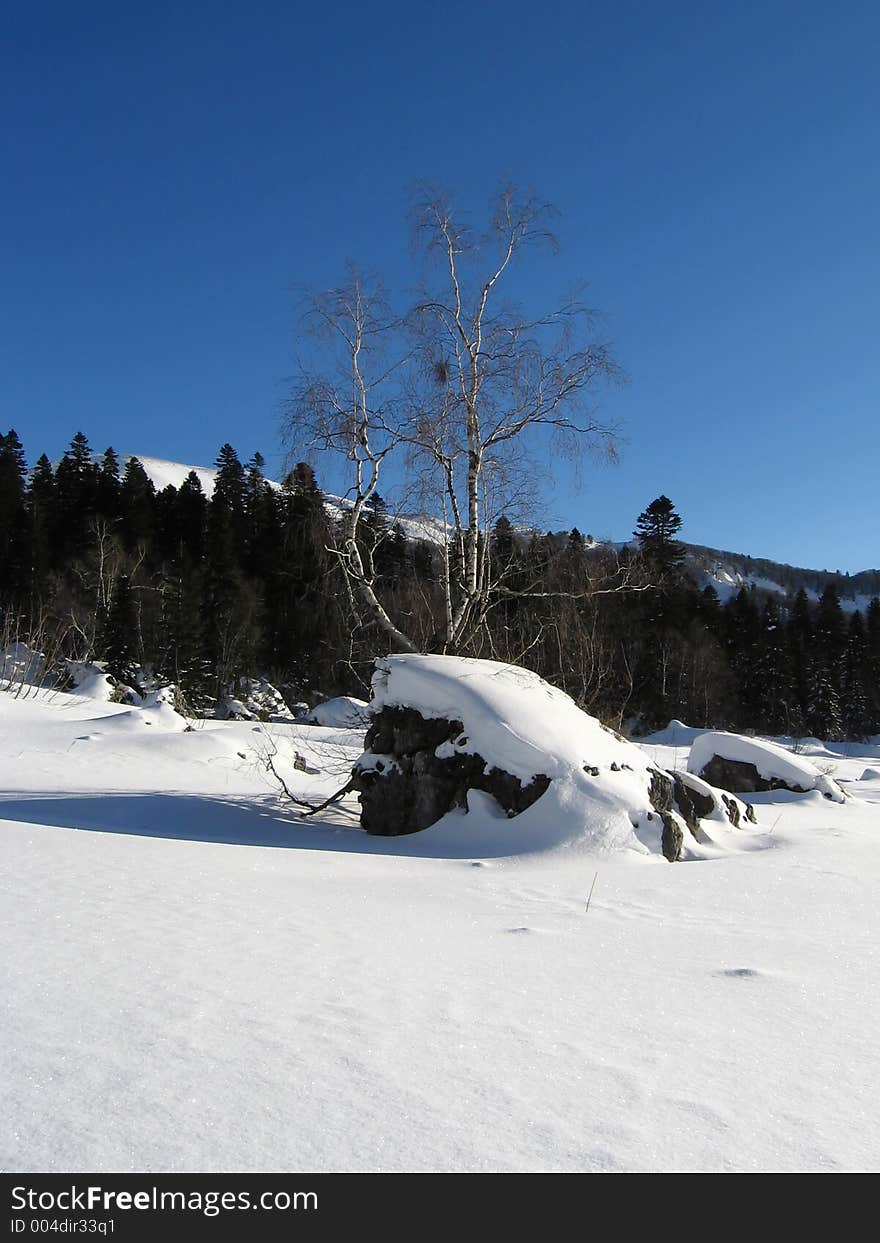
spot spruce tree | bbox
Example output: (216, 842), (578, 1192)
(26, 454), (57, 592)
(786, 589), (814, 735)
(95, 448), (122, 521)
(205, 445), (258, 695)
(54, 432), (99, 559)
(101, 575), (139, 685)
(842, 611), (876, 740)
(119, 457), (156, 550)
(809, 585), (846, 738)
(176, 471), (208, 564)
(0, 430), (29, 602)
(865, 598), (880, 726)
(634, 496), (685, 579)
(754, 597), (792, 733)
(270, 463), (329, 685)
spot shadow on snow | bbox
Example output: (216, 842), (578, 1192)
(0, 791), (525, 860)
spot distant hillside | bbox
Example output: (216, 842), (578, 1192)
(683, 543), (880, 612)
(128, 454), (879, 611)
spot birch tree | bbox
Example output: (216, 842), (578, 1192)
(285, 184), (622, 654)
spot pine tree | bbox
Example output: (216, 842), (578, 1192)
(204, 445), (259, 695)
(244, 452), (280, 582)
(491, 515), (517, 568)
(26, 454), (57, 593)
(865, 598), (880, 726)
(0, 429), (29, 602)
(786, 588), (814, 735)
(95, 448), (122, 521)
(101, 575), (139, 685)
(634, 496), (685, 579)
(54, 432), (99, 559)
(213, 444), (247, 523)
(269, 463), (330, 684)
(176, 471), (208, 564)
(809, 585), (846, 738)
(119, 457), (156, 550)
(754, 597), (792, 733)
(842, 611), (876, 740)
(724, 588), (763, 726)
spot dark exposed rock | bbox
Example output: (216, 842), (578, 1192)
(674, 773), (715, 822)
(720, 793), (741, 828)
(353, 705), (550, 836)
(648, 767), (674, 813)
(698, 754), (809, 795)
(669, 769), (754, 839)
(364, 705), (463, 759)
(660, 812), (684, 862)
(671, 773), (701, 837)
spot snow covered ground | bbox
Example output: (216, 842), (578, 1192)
(2, 688), (880, 1172)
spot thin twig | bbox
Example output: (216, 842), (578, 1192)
(585, 871), (599, 913)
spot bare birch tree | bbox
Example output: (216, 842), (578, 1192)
(285, 184), (623, 654)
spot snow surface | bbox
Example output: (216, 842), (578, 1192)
(2, 689), (880, 1172)
(689, 731), (846, 802)
(122, 455), (219, 498)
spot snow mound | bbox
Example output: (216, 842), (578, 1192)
(640, 719), (706, 746)
(365, 655), (719, 858)
(307, 696), (370, 729)
(64, 661), (118, 702)
(688, 732), (846, 802)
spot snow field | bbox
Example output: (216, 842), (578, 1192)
(2, 689), (880, 1171)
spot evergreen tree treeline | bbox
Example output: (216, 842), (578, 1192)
(0, 431), (878, 736)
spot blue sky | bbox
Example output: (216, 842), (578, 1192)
(2, 1), (878, 571)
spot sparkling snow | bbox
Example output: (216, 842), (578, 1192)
(2, 688), (879, 1172)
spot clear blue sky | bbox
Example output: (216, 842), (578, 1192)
(2, 1), (878, 572)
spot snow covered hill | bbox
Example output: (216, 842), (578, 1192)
(2, 684), (880, 1172)
(120, 454), (449, 548)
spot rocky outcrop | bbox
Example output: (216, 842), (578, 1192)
(353, 706), (549, 836)
(672, 771), (713, 830)
(350, 696), (755, 860)
(698, 754), (806, 796)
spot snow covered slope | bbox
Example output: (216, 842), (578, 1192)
(122, 455), (449, 546)
(3, 688), (880, 1172)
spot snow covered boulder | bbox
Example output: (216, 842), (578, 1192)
(306, 696), (370, 729)
(216, 677), (291, 720)
(351, 655), (731, 860)
(688, 732), (846, 803)
(64, 660), (136, 703)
